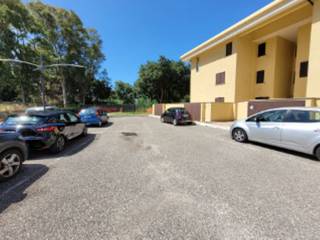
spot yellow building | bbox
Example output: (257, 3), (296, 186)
(181, 0), (320, 106)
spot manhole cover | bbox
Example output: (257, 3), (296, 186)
(121, 132), (138, 137)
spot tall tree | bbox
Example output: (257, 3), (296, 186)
(114, 80), (135, 104)
(135, 56), (190, 103)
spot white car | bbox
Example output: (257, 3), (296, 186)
(230, 107), (320, 160)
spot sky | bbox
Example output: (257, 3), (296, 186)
(32, 0), (272, 85)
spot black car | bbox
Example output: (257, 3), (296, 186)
(0, 133), (28, 181)
(160, 108), (192, 126)
(0, 111), (87, 154)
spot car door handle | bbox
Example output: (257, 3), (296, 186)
(314, 129), (320, 133)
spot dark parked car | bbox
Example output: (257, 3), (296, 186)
(0, 133), (28, 181)
(160, 108), (192, 126)
(79, 107), (109, 127)
(0, 111), (87, 154)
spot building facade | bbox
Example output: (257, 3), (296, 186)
(181, 0), (320, 105)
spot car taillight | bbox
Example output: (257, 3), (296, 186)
(36, 126), (57, 132)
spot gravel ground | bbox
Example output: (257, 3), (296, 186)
(1, 116), (320, 240)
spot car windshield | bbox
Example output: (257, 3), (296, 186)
(4, 115), (45, 125)
(80, 108), (96, 115)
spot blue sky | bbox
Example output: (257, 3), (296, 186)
(34, 0), (272, 85)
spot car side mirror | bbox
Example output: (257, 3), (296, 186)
(256, 116), (263, 122)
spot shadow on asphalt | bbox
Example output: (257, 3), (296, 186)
(0, 164), (49, 214)
(249, 141), (319, 162)
(29, 133), (97, 161)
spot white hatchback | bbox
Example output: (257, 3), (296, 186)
(230, 107), (320, 160)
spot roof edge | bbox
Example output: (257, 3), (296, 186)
(180, 0), (305, 61)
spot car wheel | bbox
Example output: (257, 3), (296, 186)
(82, 127), (88, 137)
(173, 119), (178, 126)
(0, 149), (23, 181)
(315, 146), (320, 161)
(232, 128), (248, 143)
(98, 121), (103, 127)
(50, 135), (66, 154)
(160, 117), (165, 123)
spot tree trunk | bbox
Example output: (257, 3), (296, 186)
(20, 78), (26, 104)
(61, 77), (67, 107)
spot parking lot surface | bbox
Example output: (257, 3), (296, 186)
(1, 116), (320, 239)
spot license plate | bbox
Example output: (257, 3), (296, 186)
(183, 114), (189, 118)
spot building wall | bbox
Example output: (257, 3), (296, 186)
(294, 24), (311, 97)
(274, 37), (295, 98)
(190, 44), (237, 103)
(234, 36), (255, 102)
(188, 2), (316, 104)
(306, 0), (320, 98)
(254, 37), (277, 98)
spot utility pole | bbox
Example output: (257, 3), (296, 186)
(0, 57), (85, 111)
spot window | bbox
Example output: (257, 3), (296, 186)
(256, 70), (265, 84)
(196, 58), (200, 72)
(247, 110), (287, 122)
(284, 110), (320, 123)
(216, 72), (225, 85)
(255, 97), (269, 100)
(299, 61), (308, 78)
(258, 42), (266, 57)
(226, 42), (232, 56)
(215, 97), (225, 103)
(66, 112), (79, 123)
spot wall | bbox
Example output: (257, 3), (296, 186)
(274, 37), (295, 98)
(235, 102), (249, 120)
(234, 36), (255, 102)
(164, 103), (184, 110)
(294, 24), (311, 97)
(211, 103), (234, 121)
(306, 0), (320, 98)
(254, 37), (277, 98)
(190, 43), (237, 103)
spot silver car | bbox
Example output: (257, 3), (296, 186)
(230, 107), (320, 160)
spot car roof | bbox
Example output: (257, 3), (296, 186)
(168, 107), (186, 110)
(27, 110), (69, 117)
(260, 107), (320, 112)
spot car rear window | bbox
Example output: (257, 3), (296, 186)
(4, 115), (45, 125)
(176, 109), (189, 114)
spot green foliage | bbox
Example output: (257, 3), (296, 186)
(135, 56), (190, 103)
(114, 80), (135, 104)
(0, 0), (106, 106)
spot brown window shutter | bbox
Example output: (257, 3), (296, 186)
(216, 72), (225, 85)
(215, 97), (225, 103)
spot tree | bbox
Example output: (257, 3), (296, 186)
(86, 69), (112, 103)
(135, 56), (190, 103)
(0, 0), (106, 106)
(114, 81), (135, 104)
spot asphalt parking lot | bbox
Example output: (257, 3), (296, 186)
(1, 116), (320, 239)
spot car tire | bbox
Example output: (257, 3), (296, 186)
(0, 149), (23, 181)
(160, 117), (165, 123)
(82, 127), (88, 137)
(232, 128), (248, 143)
(315, 146), (320, 161)
(98, 121), (103, 127)
(50, 135), (66, 154)
(173, 119), (178, 126)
